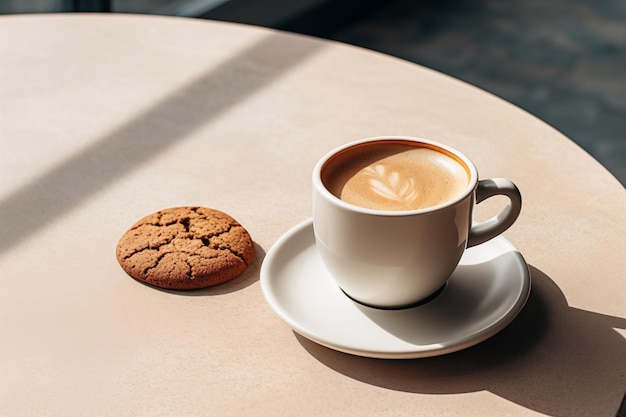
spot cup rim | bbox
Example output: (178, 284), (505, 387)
(313, 136), (479, 216)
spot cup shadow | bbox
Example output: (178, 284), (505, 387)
(351, 253), (528, 347)
(297, 266), (626, 417)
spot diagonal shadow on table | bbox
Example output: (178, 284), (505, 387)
(298, 266), (626, 417)
(0, 30), (324, 256)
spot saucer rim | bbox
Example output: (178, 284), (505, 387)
(260, 219), (531, 359)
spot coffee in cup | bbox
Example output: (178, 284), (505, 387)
(321, 141), (469, 211)
(313, 136), (522, 309)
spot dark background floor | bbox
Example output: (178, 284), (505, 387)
(2, 0), (625, 185)
(325, 0), (626, 186)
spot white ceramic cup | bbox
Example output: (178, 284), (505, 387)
(313, 136), (522, 309)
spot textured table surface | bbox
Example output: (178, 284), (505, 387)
(1, 13), (624, 417)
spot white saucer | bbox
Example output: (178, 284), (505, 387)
(260, 219), (531, 359)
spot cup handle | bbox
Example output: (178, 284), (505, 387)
(467, 178), (522, 248)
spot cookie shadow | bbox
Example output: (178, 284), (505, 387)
(147, 241), (265, 296)
(296, 266), (626, 417)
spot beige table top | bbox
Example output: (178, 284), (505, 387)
(1, 13), (624, 417)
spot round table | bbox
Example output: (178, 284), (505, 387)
(1, 13), (624, 417)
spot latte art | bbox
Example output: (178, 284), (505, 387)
(322, 142), (469, 211)
(363, 164), (419, 204)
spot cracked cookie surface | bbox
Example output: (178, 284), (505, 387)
(116, 206), (254, 289)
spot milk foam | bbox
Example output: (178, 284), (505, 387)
(361, 164), (419, 204)
(324, 144), (469, 211)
